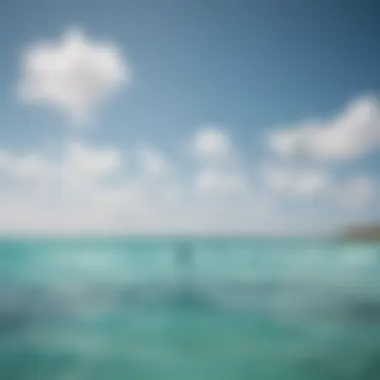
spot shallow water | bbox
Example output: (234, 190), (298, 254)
(1, 237), (380, 379)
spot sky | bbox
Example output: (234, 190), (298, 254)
(0, 0), (379, 234)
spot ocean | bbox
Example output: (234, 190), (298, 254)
(0, 236), (380, 380)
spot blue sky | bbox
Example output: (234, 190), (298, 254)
(0, 0), (379, 234)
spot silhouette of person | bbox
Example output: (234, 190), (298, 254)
(177, 242), (192, 267)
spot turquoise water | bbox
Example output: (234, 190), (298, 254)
(1, 237), (380, 379)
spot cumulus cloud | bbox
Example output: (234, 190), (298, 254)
(0, 136), (376, 233)
(269, 96), (380, 161)
(0, 141), (121, 191)
(191, 125), (234, 162)
(0, 138), (269, 233)
(0, 151), (53, 182)
(136, 145), (171, 178)
(17, 28), (130, 124)
(262, 163), (376, 212)
(194, 169), (247, 194)
(60, 141), (121, 185)
(0, 141), (190, 232)
(0, 141), (127, 229)
(0, 152), (58, 191)
(189, 125), (249, 195)
(332, 177), (376, 208)
(263, 165), (330, 197)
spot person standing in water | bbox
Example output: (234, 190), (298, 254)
(177, 242), (192, 268)
(175, 242), (195, 307)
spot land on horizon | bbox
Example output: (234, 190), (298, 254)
(339, 224), (380, 242)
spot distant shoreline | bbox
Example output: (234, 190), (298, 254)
(338, 224), (380, 242)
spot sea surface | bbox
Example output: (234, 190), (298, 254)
(1, 236), (380, 380)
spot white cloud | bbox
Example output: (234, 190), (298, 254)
(262, 163), (376, 213)
(194, 169), (247, 194)
(269, 96), (380, 161)
(136, 145), (171, 178)
(0, 150), (54, 183)
(263, 165), (330, 197)
(0, 140), (121, 193)
(332, 177), (376, 208)
(0, 140), (179, 232)
(191, 125), (234, 162)
(0, 139), (267, 233)
(0, 137), (375, 234)
(190, 125), (248, 196)
(17, 28), (129, 124)
(60, 141), (121, 184)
